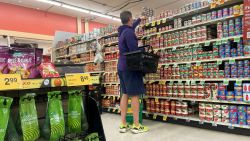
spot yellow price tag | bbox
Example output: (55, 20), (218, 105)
(162, 19), (166, 23)
(157, 20), (161, 25)
(65, 73), (91, 86)
(108, 96), (111, 99)
(146, 23), (149, 26)
(153, 114), (157, 119)
(157, 33), (161, 38)
(159, 81), (166, 84)
(91, 76), (100, 84)
(155, 98), (159, 102)
(163, 116), (167, 121)
(152, 21), (156, 26)
(0, 74), (22, 90)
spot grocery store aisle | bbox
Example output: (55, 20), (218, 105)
(101, 113), (249, 141)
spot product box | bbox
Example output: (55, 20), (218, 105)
(243, 93), (250, 102)
(243, 83), (250, 92)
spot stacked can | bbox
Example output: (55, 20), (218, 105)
(226, 91), (235, 101)
(234, 83), (243, 101)
(219, 44), (225, 58)
(199, 103), (206, 120)
(205, 104), (213, 121)
(218, 83), (227, 100)
(238, 61), (244, 78)
(221, 105), (230, 123)
(243, 83), (250, 102)
(223, 21), (229, 37)
(244, 60), (250, 78)
(230, 61), (237, 78)
(237, 40), (244, 56)
(247, 107), (250, 125)
(235, 18), (242, 35)
(211, 11), (217, 19)
(229, 105), (238, 124)
(217, 22), (223, 38)
(217, 9), (223, 18)
(231, 48), (237, 57)
(213, 104), (222, 122)
(225, 42), (231, 57)
(229, 19), (235, 36)
(238, 106), (247, 125)
(224, 61), (230, 78)
(223, 8), (229, 17)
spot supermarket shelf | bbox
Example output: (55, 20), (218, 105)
(159, 56), (250, 66)
(153, 35), (243, 51)
(145, 78), (250, 82)
(104, 59), (118, 63)
(103, 41), (119, 47)
(75, 61), (94, 64)
(102, 106), (120, 113)
(139, 0), (242, 28)
(144, 96), (250, 105)
(56, 55), (67, 59)
(102, 82), (120, 85)
(101, 94), (120, 98)
(55, 46), (67, 50)
(85, 71), (105, 74)
(143, 111), (250, 129)
(104, 50), (119, 54)
(68, 50), (95, 56)
(103, 71), (118, 74)
(99, 32), (118, 39)
(142, 14), (243, 39)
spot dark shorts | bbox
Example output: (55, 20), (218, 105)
(118, 71), (145, 96)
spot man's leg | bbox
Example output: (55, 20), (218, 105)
(120, 94), (129, 125)
(131, 95), (140, 126)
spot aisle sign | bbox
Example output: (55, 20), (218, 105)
(65, 73), (91, 86)
(0, 74), (22, 90)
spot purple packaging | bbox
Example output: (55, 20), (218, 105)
(229, 105), (237, 110)
(223, 8), (229, 17)
(230, 112), (238, 119)
(238, 112), (247, 120)
(212, 11), (217, 19)
(0, 46), (10, 74)
(217, 10), (222, 18)
(8, 48), (36, 79)
(230, 118), (238, 124)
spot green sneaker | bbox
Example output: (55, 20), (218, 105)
(119, 124), (130, 133)
(130, 124), (149, 134)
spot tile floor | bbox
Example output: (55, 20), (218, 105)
(101, 113), (250, 141)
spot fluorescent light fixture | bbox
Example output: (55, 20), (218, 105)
(36, 0), (61, 6)
(90, 11), (112, 19)
(112, 17), (120, 22)
(62, 4), (90, 13)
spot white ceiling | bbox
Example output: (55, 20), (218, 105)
(0, 0), (197, 24)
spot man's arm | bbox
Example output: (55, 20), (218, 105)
(132, 18), (141, 30)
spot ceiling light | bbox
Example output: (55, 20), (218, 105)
(112, 17), (120, 22)
(62, 4), (90, 13)
(36, 0), (61, 6)
(90, 11), (112, 19)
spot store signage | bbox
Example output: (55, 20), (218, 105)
(0, 74), (22, 90)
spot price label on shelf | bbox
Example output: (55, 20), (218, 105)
(191, 81), (196, 85)
(228, 125), (234, 129)
(112, 109), (116, 112)
(153, 114), (157, 119)
(217, 60), (222, 65)
(229, 59), (236, 64)
(212, 122), (217, 127)
(155, 98), (159, 102)
(108, 108), (111, 112)
(157, 33), (161, 38)
(186, 81), (190, 85)
(194, 44), (199, 48)
(117, 109), (121, 113)
(186, 63), (191, 68)
(185, 45), (189, 48)
(236, 79), (242, 86)
(216, 40), (222, 45)
(165, 64), (169, 68)
(199, 121), (204, 124)
(145, 113), (149, 117)
(178, 80), (182, 85)
(163, 116), (167, 121)
(173, 117), (178, 120)
(108, 96), (111, 99)
(146, 23), (149, 26)
(117, 97), (120, 100)
(162, 19), (166, 23)
(157, 20), (161, 25)
(151, 21), (156, 26)
(221, 39), (228, 44)
(234, 37), (241, 43)
(173, 64), (178, 68)
(159, 81), (166, 84)
(103, 96), (107, 98)
(186, 119), (190, 122)
(223, 80), (229, 85)
(169, 81), (174, 85)
(172, 46), (177, 51)
(204, 41), (210, 46)
(200, 81), (205, 85)
(0, 74), (22, 90)
(196, 61), (201, 66)
(65, 73), (91, 86)
(148, 80), (155, 84)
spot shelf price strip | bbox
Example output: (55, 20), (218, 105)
(65, 73), (91, 86)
